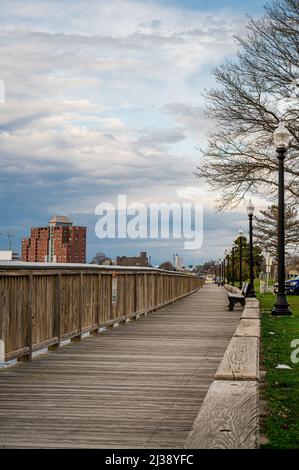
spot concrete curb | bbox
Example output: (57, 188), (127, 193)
(185, 294), (260, 449)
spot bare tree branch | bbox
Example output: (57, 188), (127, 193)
(196, 0), (299, 209)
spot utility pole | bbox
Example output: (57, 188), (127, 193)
(7, 232), (15, 251)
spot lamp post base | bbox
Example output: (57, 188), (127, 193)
(272, 293), (292, 316)
(247, 282), (256, 298)
(247, 290), (256, 298)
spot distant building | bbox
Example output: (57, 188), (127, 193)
(0, 250), (20, 261)
(287, 262), (299, 279)
(173, 254), (183, 270)
(22, 216), (86, 263)
(116, 251), (149, 267)
(287, 269), (298, 279)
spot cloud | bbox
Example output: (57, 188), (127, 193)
(0, 0), (256, 261)
(136, 128), (186, 146)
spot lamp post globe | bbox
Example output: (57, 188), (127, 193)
(273, 121), (292, 149)
(272, 122), (292, 315)
(247, 200), (254, 217)
(247, 200), (256, 298)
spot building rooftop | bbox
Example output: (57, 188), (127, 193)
(48, 215), (73, 225)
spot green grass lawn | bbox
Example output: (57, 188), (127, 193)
(257, 290), (299, 448)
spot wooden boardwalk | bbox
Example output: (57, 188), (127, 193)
(0, 284), (239, 449)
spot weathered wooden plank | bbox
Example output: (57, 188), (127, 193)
(0, 285), (237, 449)
(184, 380), (259, 449)
(215, 336), (259, 381)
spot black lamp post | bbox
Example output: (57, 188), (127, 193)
(221, 257), (223, 283)
(225, 250), (230, 284)
(238, 229), (243, 289)
(231, 246), (235, 287)
(272, 122), (292, 316)
(247, 200), (256, 298)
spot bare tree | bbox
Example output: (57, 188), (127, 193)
(159, 261), (176, 271)
(287, 253), (299, 270)
(254, 204), (299, 258)
(91, 252), (108, 265)
(196, 0), (299, 209)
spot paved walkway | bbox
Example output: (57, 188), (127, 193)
(0, 284), (239, 448)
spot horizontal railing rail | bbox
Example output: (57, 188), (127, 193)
(0, 264), (204, 362)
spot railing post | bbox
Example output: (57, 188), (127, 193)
(97, 273), (101, 329)
(134, 273), (138, 315)
(0, 277), (7, 363)
(91, 273), (101, 335)
(111, 271), (118, 322)
(19, 274), (33, 362)
(49, 273), (61, 351)
(80, 273), (83, 337)
(156, 274), (158, 307)
(144, 273), (148, 316)
(72, 273), (83, 342)
(124, 273), (129, 321)
(151, 273), (154, 311)
(28, 275), (33, 360)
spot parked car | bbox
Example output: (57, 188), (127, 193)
(273, 276), (299, 295)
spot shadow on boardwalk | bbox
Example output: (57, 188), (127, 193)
(0, 284), (239, 448)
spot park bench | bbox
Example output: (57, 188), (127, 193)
(227, 283), (249, 311)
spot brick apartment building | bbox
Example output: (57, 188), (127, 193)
(116, 251), (150, 267)
(22, 216), (86, 263)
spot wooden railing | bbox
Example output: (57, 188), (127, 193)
(0, 264), (204, 362)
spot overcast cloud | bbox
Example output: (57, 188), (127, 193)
(0, 0), (265, 264)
